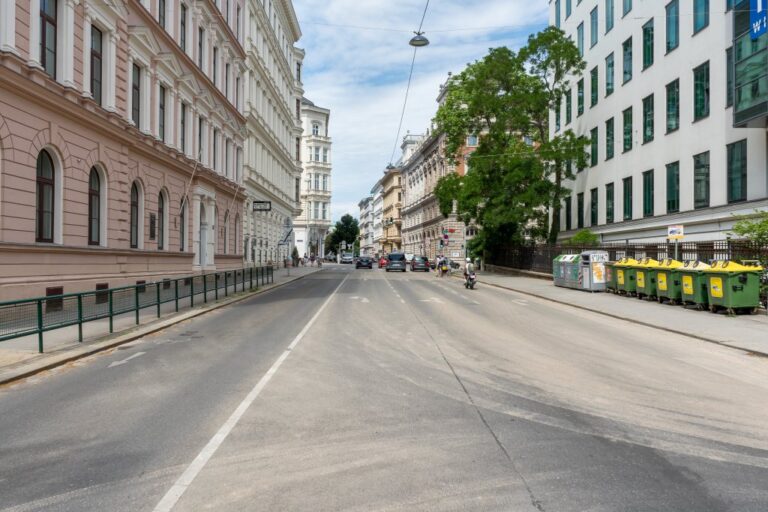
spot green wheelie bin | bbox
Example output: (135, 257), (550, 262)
(605, 261), (618, 293)
(704, 261), (764, 315)
(614, 257), (639, 296)
(635, 258), (660, 300)
(552, 255), (565, 287)
(656, 259), (684, 304)
(679, 261), (711, 310)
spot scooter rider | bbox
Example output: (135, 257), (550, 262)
(464, 257), (475, 284)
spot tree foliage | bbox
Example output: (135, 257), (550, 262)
(433, 27), (587, 258)
(731, 210), (768, 248)
(565, 229), (600, 246)
(324, 214), (360, 254)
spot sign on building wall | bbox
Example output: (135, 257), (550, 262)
(667, 225), (685, 240)
(252, 201), (272, 212)
(753, 0), (768, 39)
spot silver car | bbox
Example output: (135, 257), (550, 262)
(385, 253), (407, 272)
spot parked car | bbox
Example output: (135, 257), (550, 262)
(385, 253), (407, 272)
(410, 256), (430, 272)
(378, 256), (388, 268)
(340, 252), (354, 264)
(356, 256), (373, 269)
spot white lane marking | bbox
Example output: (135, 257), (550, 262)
(400, 299), (406, 304)
(362, 298), (370, 304)
(419, 297), (445, 304)
(512, 299), (529, 306)
(152, 273), (351, 512)
(107, 352), (146, 368)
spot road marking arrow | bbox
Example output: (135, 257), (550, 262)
(108, 351), (146, 368)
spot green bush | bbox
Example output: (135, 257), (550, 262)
(565, 229), (600, 246)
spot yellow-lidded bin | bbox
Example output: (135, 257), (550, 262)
(704, 261), (763, 314)
(655, 259), (684, 304)
(614, 257), (639, 296)
(635, 258), (661, 300)
(679, 261), (711, 309)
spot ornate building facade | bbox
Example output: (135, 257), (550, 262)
(0, 0), (246, 300)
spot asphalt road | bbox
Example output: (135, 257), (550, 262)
(1, 265), (767, 511)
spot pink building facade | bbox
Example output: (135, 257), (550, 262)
(0, 0), (248, 300)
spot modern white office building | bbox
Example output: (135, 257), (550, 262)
(294, 98), (332, 259)
(242, 0), (304, 266)
(358, 196), (374, 256)
(550, 0), (768, 242)
(371, 181), (384, 255)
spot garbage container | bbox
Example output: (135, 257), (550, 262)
(562, 254), (581, 289)
(579, 251), (609, 292)
(704, 261), (763, 314)
(552, 255), (566, 287)
(656, 259), (684, 304)
(679, 261), (711, 310)
(635, 258), (660, 300)
(605, 261), (618, 293)
(614, 257), (640, 296)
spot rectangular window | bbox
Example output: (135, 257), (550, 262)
(198, 28), (204, 68)
(605, 0), (614, 33)
(623, 177), (633, 220)
(90, 25), (103, 106)
(590, 66), (598, 107)
(158, 85), (166, 142)
(225, 63), (230, 96)
(555, 0), (561, 28)
(642, 170), (654, 217)
(577, 193), (584, 229)
(642, 19), (654, 69)
(158, 0), (166, 28)
(180, 4), (187, 51)
(590, 188), (598, 226)
(566, 90), (573, 124)
(236, 7), (241, 39)
(198, 117), (203, 161)
(693, 151), (710, 208)
(642, 94), (654, 143)
(622, 107), (632, 152)
(213, 129), (219, 170)
(622, 37), (632, 83)
(623, 0), (632, 16)
(727, 140), (747, 203)
(694, 61), (710, 120)
(693, 0), (709, 34)
(314, 147), (320, 161)
(726, 46), (734, 108)
(666, 0), (679, 52)
(590, 7), (598, 47)
(590, 127), (598, 166)
(322, 174), (328, 191)
(577, 79), (584, 115)
(131, 64), (141, 126)
(666, 161), (680, 213)
(564, 196), (572, 231)
(606, 183), (614, 223)
(213, 47), (218, 84)
(605, 53), (614, 96)
(323, 148), (328, 163)
(322, 202), (327, 220)
(314, 174), (320, 190)
(556, 107), (561, 131)
(566, 0), (572, 18)
(666, 79), (680, 132)
(40, 0), (57, 79)
(180, 103), (187, 153)
(606, 117), (614, 160)
(577, 23), (584, 56)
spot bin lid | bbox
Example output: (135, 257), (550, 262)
(680, 261), (711, 271)
(704, 261), (763, 273)
(658, 258), (684, 269)
(614, 257), (639, 267)
(561, 254), (579, 262)
(636, 257), (661, 268)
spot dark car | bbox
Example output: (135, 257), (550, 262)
(385, 253), (407, 272)
(356, 256), (373, 269)
(411, 256), (430, 272)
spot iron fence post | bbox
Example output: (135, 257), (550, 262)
(190, 277), (195, 307)
(203, 273), (208, 303)
(215, 273), (219, 300)
(156, 283), (161, 317)
(225, 272), (228, 297)
(250, 267), (253, 289)
(37, 299), (44, 353)
(77, 294), (83, 343)
(108, 290), (114, 333)
(174, 279), (179, 312)
(135, 285), (140, 325)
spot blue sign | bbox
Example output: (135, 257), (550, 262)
(753, 0), (768, 40)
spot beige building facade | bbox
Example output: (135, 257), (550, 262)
(0, 0), (247, 300)
(379, 166), (402, 254)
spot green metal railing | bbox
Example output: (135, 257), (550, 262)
(0, 266), (274, 353)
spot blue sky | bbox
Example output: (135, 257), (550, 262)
(292, 0), (549, 221)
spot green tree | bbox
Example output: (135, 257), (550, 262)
(434, 28), (587, 258)
(565, 229), (600, 246)
(325, 214), (360, 254)
(731, 210), (768, 248)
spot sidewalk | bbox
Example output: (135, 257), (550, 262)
(0, 266), (322, 385)
(473, 271), (768, 357)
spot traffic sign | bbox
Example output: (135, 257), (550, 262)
(667, 225), (684, 240)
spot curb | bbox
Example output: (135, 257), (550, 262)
(456, 275), (768, 358)
(0, 269), (322, 386)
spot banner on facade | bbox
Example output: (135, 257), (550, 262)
(753, 0), (767, 39)
(252, 200), (272, 212)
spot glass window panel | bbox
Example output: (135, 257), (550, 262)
(642, 19), (654, 69)
(693, 152), (710, 208)
(606, 53), (615, 95)
(666, 0), (679, 52)
(666, 161), (680, 213)
(727, 140), (747, 203)
(666, 79), (680, 132)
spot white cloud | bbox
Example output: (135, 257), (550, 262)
(293, 0), (549, 221)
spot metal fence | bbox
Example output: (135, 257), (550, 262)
(0, 266), (274, 352)
(489, 241), (768, 274)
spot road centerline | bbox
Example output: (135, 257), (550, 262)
(152, 271), (351, 512)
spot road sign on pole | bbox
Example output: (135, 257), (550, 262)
(667, 225), (684, 240)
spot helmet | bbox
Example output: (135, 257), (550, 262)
(466, 258), (471, 263)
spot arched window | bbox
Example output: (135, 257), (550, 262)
(36, 150), (55, 243)
(88, 167), (100, 245)
(157, 192), (165, 250)
(130, 182), (139, 248)
(179, 198), (187, 251)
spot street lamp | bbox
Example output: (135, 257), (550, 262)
(409, 31), (430, 47)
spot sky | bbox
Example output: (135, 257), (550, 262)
(292, 0), (549, 222)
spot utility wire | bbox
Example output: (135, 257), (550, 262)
(389, 0), (431, 167)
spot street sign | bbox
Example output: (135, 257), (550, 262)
(341, 241), (347, 250)
(667, 225), (684, 240)
(752, 0), (767, 40)
(252, 200), (272, 212)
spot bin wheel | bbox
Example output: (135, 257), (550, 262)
(657, 296), (664, 304)
(726, 308), (736, 316)
(709, 305), (718, 314)
(751, 307), (759, 315)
